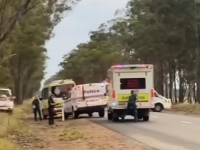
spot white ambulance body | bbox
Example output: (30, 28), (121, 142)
(107, 64), (154, 121)
(63, 83), (107, 119)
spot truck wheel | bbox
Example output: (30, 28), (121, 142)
(88, 113), (93, 117)
(143, 116), (149, 121)
(107, 112), (113, 120)
(154, 103), (163, 112)
(72, 108), (79, 119)
(98, 110), (105, 117)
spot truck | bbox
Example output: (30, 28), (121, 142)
(106, 64), (154, 122)
(63, 83), (108, 119)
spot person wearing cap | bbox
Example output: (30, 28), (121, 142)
(48, 94), (56, 125)
(127, 90), (138, 122)
(32, 96), (42, 121)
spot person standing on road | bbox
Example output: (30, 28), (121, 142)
(48, 94), (56, 125)
(32, 96), (42, 121)
(127, 90), (138, 122)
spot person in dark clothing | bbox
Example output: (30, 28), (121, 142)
(32, 96), (42, 121)
(127, 90), (138, 122)
(48, 94), (56, 125)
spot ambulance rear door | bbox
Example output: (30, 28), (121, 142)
(83, 83), (107, 107)
(112, 65), (154, 109)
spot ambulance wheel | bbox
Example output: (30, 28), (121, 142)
(72, 108), (79, 119)
(143, 116), (149, 121)
(107, 112), (112, 120)
(154, 103), (163, 112)
(98, 110), (105, 117)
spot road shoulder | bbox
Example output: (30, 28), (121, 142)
(10, 117), (158, 150)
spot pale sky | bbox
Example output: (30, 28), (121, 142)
(44, 0), (129, 81)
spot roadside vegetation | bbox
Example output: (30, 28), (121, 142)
(0, 101), (30, 150)
(172, 103), (200, 114)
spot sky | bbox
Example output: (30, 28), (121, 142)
(44, 0), (129, 81)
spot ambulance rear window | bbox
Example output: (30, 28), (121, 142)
(120, 78), (146, 89)
(51, 84), (74, 98)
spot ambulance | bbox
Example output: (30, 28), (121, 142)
(41, 79), (75, 119)
(106, 64), (154, 122)
(63, 83), (108, 119)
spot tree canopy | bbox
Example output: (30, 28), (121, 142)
(0, 0), (79, 104)
(54, 0), (200, 103)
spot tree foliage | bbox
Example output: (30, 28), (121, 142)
(55, 0), (200, 103)
(0, 0), (79, 104)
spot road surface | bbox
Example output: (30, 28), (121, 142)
(89, 112), (200, 150)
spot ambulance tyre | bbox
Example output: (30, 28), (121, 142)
(143, 116), (149, 121)
(98, 110), (105, 117)
(72, 108), (79, 119)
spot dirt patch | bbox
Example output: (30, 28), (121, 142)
(11, 117), (156, 150)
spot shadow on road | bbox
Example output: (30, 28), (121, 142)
(90, 118), (152, 124)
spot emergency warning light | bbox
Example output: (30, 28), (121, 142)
(111, 64), (152, 69)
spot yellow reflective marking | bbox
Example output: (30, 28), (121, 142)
(118, 93), (149, 102)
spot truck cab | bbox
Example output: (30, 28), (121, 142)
(107, 64), (154, 122)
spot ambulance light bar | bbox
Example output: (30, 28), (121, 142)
(111, 64), (153, 69)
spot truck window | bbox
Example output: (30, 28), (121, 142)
(120, 78), (146, 89)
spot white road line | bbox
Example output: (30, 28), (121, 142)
(151, 116), (159, 118)
(180, 121), (192, 124)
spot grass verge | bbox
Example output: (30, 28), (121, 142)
(0, 100), (32, 150)
(59, 128), (85, 141)
(172, 103), (200, 114)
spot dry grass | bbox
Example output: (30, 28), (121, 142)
(0, 100), (32, 150)
(172, 103), (200, 114)
(59, 128), (85, 141)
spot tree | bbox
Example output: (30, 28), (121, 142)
(0, 0), (80, 104)
(0, 0), (78, 47)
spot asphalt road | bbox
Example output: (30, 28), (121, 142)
(89, 112), (200, 150)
